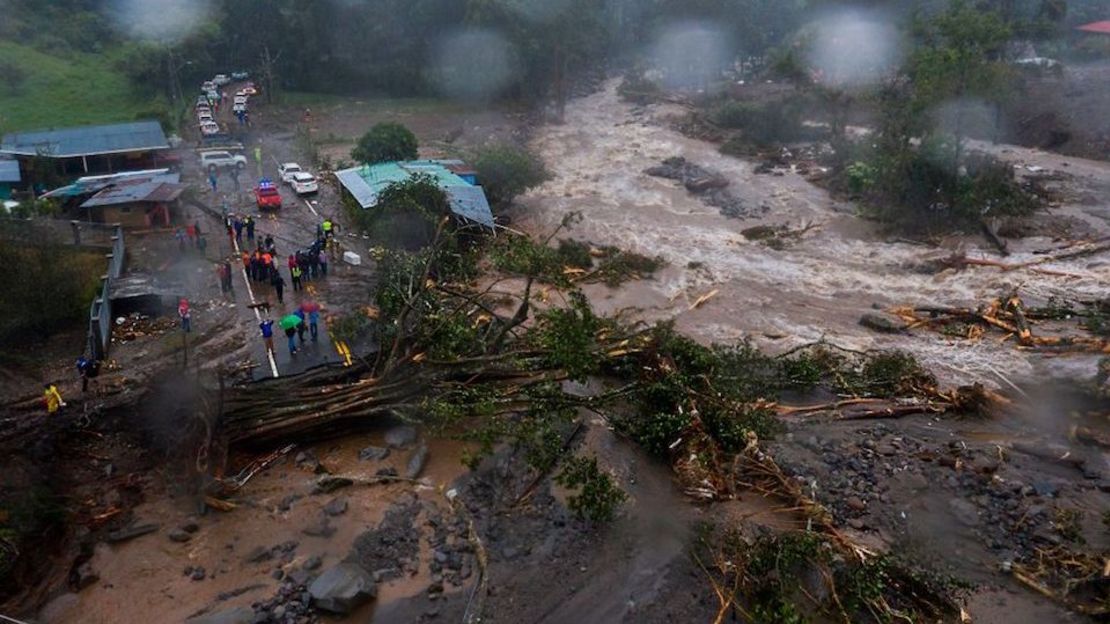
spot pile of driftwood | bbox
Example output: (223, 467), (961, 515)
(891, 293), (1109, 354)
(923, 237), (1110, 279)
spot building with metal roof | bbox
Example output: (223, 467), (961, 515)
(0, 120), (173, 178)
(335, 160), (495, 229)
(44, 171), (184, 228)
(0, 121), (169, 157)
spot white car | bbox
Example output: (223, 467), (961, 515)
(199, 122), (221, 136)
(197, 111), (214, 123)
(233, 95), (248, 105)
(206, 90), (219, 102)
(202, 81), (216, 92)
(290, 172), (318, 195)
(199, 150), (247, 170)
(213, 74), (231, 86)
(278, 163), (303, 184)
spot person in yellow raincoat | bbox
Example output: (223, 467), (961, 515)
(43, 383), (65, 413)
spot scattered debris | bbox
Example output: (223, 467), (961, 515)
(105, 523), (160, 543)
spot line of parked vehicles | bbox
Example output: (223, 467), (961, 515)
(195, 72), (256, 136)
(192, 71), (319, 212)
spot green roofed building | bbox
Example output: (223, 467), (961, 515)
(334, 160), (495, 230)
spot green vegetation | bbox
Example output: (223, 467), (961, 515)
(695, 526), (964, 624)
(791, 0), (1046, 232)
(617, 72), (663, 105)
(615, 333), (937, 458)
(471, 143), (550, 209)
(346, 174), (446, 249)
(0, 484), (65, 588)
(555, 455), (627, 523)
(712, 98), (818, 147)
(0, 224), (104, 347)
(0, 41), (165, 132)
(490, 232), (664, 288)
(351, 122), (419, 166)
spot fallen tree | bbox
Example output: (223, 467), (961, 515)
(208, 212), (1020, 622)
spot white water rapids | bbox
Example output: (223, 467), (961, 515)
(519, 81), (1110, 386)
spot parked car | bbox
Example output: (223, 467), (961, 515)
(202, 81), (216, 92)
(254, 179), (282, 211)
(199, 122), (221, 136)
(199, 150), (247, 171)
(231, 71), (250, 81)
(278, 163), (303, 184)
(206, 89), (219, 102)
(213, 74), (231, 86)
(195, 96), (210, 108)
(233, 95), (248, 105)
(290, 172), (318, 195)
(198, 111), (214, 123)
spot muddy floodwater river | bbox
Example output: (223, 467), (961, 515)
(519, 80), (1110, 387)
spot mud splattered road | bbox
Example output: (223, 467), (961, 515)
(520, 81), (1110, 387)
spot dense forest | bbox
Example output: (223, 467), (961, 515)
(0, 0), (1105, 108)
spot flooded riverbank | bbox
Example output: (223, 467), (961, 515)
(520, 81), (1110, 387)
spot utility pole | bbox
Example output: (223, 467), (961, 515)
(260, 45), (281, 104)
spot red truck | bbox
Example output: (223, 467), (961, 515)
(254, 179), (282, 211)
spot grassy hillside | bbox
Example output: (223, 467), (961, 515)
(0, 40), (165, 132)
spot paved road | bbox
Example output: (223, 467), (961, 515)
(187, 85), (362, 379)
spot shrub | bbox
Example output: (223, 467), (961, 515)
(358, 174), (447, 249)
(617, 72), (663, 104)
(845, 161), (877, 195)
(711, 98), (814, 146)
(472, 143), (550, 208)
(351, 122), (418, 165)
(555, 455), (627, 523)
(864, 144), (1041, 230)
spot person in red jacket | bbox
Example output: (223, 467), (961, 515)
(178, 298), (191, 332)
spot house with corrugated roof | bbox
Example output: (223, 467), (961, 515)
(0, 120), (173, 180)
(43, 171), (185, 228)
(334, 160), (496, 230)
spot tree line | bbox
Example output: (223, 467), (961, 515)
(1, 0), (1103, 114)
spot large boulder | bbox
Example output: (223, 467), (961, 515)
(858, 313), (907, 334)
(185, 607), (255, 624)
(383, 425), (418, 449)
(404, 444), (429, 479)
(308, 563), (377, 614)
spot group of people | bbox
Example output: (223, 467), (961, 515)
(242, 236), (286, 301)
(260, 302), (321, 357)
(43, 355), (103, 415)
(228, 214), (256, 244)
(175, 220), (207, 253)
(287, 244), (328, 291)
